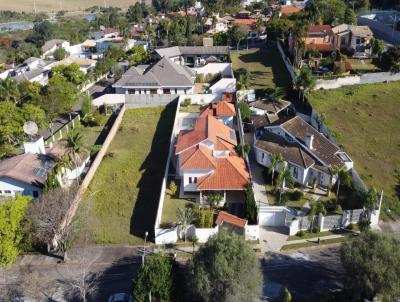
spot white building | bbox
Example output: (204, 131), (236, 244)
(41, 39), (71, 58)
(253, 116), (353, 188)
(113, 57), (195, 95)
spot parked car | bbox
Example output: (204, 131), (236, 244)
(108, 293), (132, 302)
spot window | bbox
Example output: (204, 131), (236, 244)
(0, 190), (2, 193)
(33, 191), (39, 198)
(293, 166), (298, 179)
(4, 190), (11, 194)
(189, 177), (193, 184)
(194, 177), (198, 183)
(163, 88), (171, 94)
(128, 89), (135, 94)
(261, 152), (265, 160)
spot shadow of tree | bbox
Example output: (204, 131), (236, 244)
(130, 101), (177, 241)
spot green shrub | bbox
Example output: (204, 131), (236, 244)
(181, 98), (191, 107)
(196, 208), (214, 228)
(291, 190), (304, 201)
(195, 73), (204, 83)
(297, 230), (306, 237)
(312, 226), (320, 234)
(169, 181), (177, 196)
(346, 223), (355, 230)
(92, 111), (106, 126)
(90, 144), (102, 158)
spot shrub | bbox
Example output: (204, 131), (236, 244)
(291, 189), (304, 201)
(297, 230), (306, 237)
(346, 223), (355, 230)
(195, 73), (204, 83)
(196, 208), (214, 228)
(90, 144), (102, 158)
(169, 181), (177, 196)
(312, 226), (320, 234)
(181, 98), (191, 107)
(280, 193), (289, 205)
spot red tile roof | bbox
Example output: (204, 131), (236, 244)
(199, 100), (236, 118)
(180, 145), (216, 170)
(234, 19), (257, 26)
(197, 156), (249, 190)
(306, 43), (335, 52)
(216, 211), (247, 228)
(280, 5), (303, 15)
(175, 115), (237, 154)
(307, 25), (334, 35)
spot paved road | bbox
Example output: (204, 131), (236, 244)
(1, 245), (344, 301)
(261, 246), (344, 302)
(0, 245), (147, 302)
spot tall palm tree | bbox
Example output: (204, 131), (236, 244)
(65, 130), (84, 182)
(54, 154), (73, 186)
(276, 166), (294, 203)
(176, 207), (196, 242)
(330, 166), (353, 203)
(269, 87), (286, 102)
(268, 153), (284, 186)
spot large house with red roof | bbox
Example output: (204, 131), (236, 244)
(198, 93), (237, 127)
(175, 109), (250, 206)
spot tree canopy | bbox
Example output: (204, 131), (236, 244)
(341, 232), (400, 302)
(0, 195), (31, 267)
(133, 254), (175, 302)
(189, 231), (262, 302)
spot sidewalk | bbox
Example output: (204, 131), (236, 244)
(285, 234), (348, 246)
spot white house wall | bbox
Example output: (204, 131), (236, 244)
(0, 176), (42, 198)
(182, 169), (212, 191)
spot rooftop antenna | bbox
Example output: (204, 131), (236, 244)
(23, 121), (38, 140)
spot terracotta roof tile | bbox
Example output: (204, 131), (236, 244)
(199, 100), (236, 117)
(175, 115), (237, 154)
(280, 5), (303, 15)
(180, 145), (216, 170)
(234, 19), (257, 26)
(306, 43), (335, 52)
(216, 211), (247, 228)
(197, 156), (249, 190)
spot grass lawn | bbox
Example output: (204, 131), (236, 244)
(287, 230), (346, 241)
(179, 104), (201, 113)
(281, 236), (354, 251)
(230, 43), (293, 93)
(161, 182), (196, 227)
(77, 114), (114, 152)
(72, 104), (176, 245)
(348, 58), (380, 72)
(309, 82), (400, 219)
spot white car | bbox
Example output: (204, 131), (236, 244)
(108, 293), (132, 302)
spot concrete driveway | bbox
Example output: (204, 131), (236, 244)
(259, 226), (289, 253)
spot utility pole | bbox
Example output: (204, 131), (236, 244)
(33, 0), (37, 14)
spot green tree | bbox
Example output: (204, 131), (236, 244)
(265, 18), (292, 40)
(381, 46), (400, 73)
(331, 166), (353, 202)
(188, 235), (199, 254)
(305, 0), (321, 24)
(189, 231), (262, 302)
(65, 129), (85, 180)
(51, 63), (86, 86)
(236, 68), (251, 90)
(235, 143), (250, 157)
(315, 0), (347, 25)
(238, 101), (252, 121)
(344, 7), (357, 25)
(126, 45), (150, 66)
(176, 207), (196, 242)
(53, 47), (68, 61)
(213, 31), (228, 46)
(45, 75), (79, 119)
(341, 232), (400, 301)
(245, 184), (258, 224)
(26, 20), (53, 46)
(0, 77), (20, 102)
(370, 38), (385, 59)
(0, 195), (30, 267)
(133, 254), (174, 302)
(276, 166), (294, 203)
(228, 25), (247, 50)
(294, 65), (315, 102)
(268, 153), (284, 186)
(21, 103), (46, 128)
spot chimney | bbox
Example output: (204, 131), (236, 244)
(23, 136), (46, 155)
(305, 134), (314, 150)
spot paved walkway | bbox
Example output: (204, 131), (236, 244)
(259, 226), (288, 253)
(284, 234), (346, 246)
(245, 133), (269, 205)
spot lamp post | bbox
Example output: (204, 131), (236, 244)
(142, 231), (148, 267)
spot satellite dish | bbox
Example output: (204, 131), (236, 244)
(23, 121), (38, 137)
